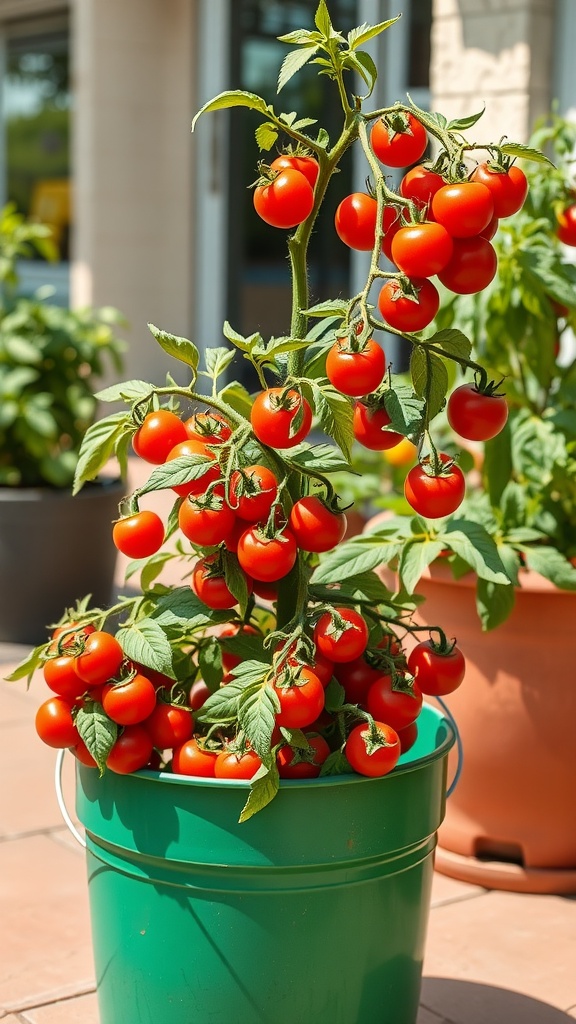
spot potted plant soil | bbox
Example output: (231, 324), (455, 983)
(359, 112), (576, 893)
(9, 4), (545, 1020)
(0, 203), (126, 644)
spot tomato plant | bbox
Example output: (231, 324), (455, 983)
(112, 510), (165, 559)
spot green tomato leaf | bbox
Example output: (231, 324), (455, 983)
(312, 536), (404, 585)
(198, 636), (224, 691)
(203, 346), (236, 381)
(75, 701), (118, 773)
(4, 643), (46, 685)
(347, 17), (400, 49)
(73, 411), (133, 494)
(310, 381), (355, 460)
(95, 380), (151, 403)
(239, 682), (280, 761)
(285, 441), (351, 475)
(499, 142), (554, 166)
(524, 546), (576, 590)
(116, 618), (175, 678)
(426, 328), (472, 362)
(398, 539), (447, 594)
(136, 453), (215, 495)
(191, 90), (269, 131)
(475, 578), (517, 631)
(342, 50), (377, 93)
(443, 521), (512, 584)
(151, 587), (221, 629)
(239, 762), (280, 823)
(148, 323), (199, 372)
(410, 346), (448, 423)
(278, 44), (320, 92)
(447, 108), (485, 132)
(255, 121), (279, 151)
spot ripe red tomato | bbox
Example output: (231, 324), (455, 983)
(431, 182), (494, 238)
(556, 204), (576, 246)
(132, 410), (187, 464)
(73, 739), (98, 768)
(172, 736), (218, 776)
(273, 667), (325, 729)
(178, 489), (236, 547)
(326, 337), (386, 397)
(399, 164), (444, 210)
(50, 621), (96, 652)
(391, 222), (453, 278)
(216, 622), (260, 672)
(145, 702), (194, 749)
(106, 724), (154, 774)
(187, 679), (211, 711)
(314, 607), (369, 663)
(288, 496), (347, 553)
(102, 673), (157, 725)
(192, 554), (248, 609)
(75, 631), (124, 686)
(404, 455), (465, 519)
(352, 402), (404, 451)
(471, 162), (528, 218)
(397, 720), (418, 754)
(166, 439), (220, 498)
(229, 464), (278, 522)
(365, 675), (423, 732)
(438, 236), (497, 294)
(184, 411), (231, 444)
(370, 113), (427, 168)
(408, 640), (466, 696)
(377, 277), (439, 332)
(276, 733), (331, 778)
(43, 655), (87, 702)
(447, 383), (509, 441)
(112, 510), (165, 559)
(334, 656), (384, 706)
(250, 388), (313, 448)
(270, 153), (319, 189)
(253, 167), (314, 229)
(345, 721), (401, 777)
(334, 192), (378, 251)
(35, 696), (79, 748)
(214, 748), (262, 779)
(237, 527), (297, 582)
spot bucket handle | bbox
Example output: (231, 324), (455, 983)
(433, 695), (463, 798)
(55, 748), (86, 849)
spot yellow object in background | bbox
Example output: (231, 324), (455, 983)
(29, 178), (70, 250)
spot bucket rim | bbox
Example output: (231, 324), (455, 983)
(131, 702), (455, 791)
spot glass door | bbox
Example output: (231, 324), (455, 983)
(1, 14), (71, 304)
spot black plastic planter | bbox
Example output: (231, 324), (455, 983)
(0, 477), (123, 644)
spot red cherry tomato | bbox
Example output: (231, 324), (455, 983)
(556, 204), (576, 246)
(112, 510), (165, 559)
(352, 402), (404, 451)
(229, 464), (278, 522)
(377, 277), (439, 333)
(102, 673), (158, 725)
(214, 749), (262, 779)
(334, 656), (385, 706)
(397, 721), (418, 755)
(145, 702), (194, 749)
(43, 655), (87, 701)
(75, 631), (124, 687)
(470, 162), (528, 218)
(438, 236), (497, 294)
(370, 113), (428, 168)
(447, 383), (509, 441)
(253, 168), (314, 229)
(106, 725), (154, 774)
(172, 737), (218, 776)
(250, 388), (313, 448)
(391, 222), (453, 278)
(407, 640), (466, 696)
(166, 439), (220, 498)
(404, 454), (465, 519)
(192, 554), (249, 610)
(178, 488), (236, 547)
(431, 182), (494, 238)
(288, 496), (347, 553)
(314, 607), (369, 663)
(187, 680), (211, 711)
(35, 696), (79, 748)
(345, 721), (401, 777)
(326, 337), (386, 397)
(399, 164), (444, 210)
(276, 733), (331, 778)
(270, 153), (319, 189)
(132, 410), (187, 464)
(184, 411), (231, 444)
(273, 667), (326, 729)
(237, 527), (298, 582)
(365, 675), (423, 732)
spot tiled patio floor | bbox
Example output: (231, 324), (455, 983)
(2, 457), (575, 1022)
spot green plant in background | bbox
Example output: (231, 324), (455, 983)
(0, 203), (126, 488)
(363, 112), (576, 629)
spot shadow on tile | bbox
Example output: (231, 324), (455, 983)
(421, 978), (573, 1024)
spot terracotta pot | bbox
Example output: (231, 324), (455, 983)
(411, 561), (576, 894)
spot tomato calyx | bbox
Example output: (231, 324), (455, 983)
(424, 628), (459, 658)
(355, 714), (398, 755)
(415, 450), (458, 479)
(375, 109), (416, 142)
(471, 370), (507, 400)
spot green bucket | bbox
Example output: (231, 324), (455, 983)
(75, 703), (454, 1024)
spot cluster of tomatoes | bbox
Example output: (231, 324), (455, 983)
(35, 606), (466, 782)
